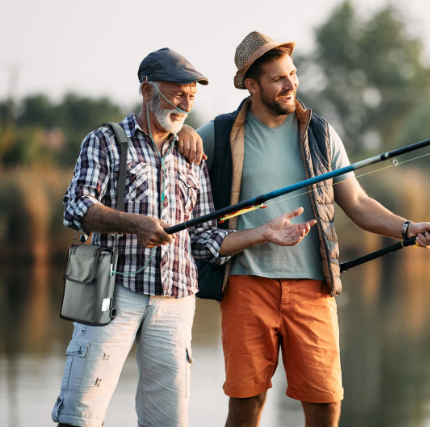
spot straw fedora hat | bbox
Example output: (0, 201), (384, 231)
(234, 31), (295, 89)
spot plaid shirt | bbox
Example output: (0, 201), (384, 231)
(63, 114), (233, 298)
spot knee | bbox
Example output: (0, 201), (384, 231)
(302, 400), (342, 421)
(228, 391), (267, 422)
(327, 400), (341, 416)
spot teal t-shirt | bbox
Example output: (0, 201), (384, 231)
(197, 112), (353, 279)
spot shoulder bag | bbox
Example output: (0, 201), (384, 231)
(60, 122), (128, 326)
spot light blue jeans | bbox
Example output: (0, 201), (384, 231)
(52, 283), (196, 427)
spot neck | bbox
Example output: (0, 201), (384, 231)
(248, 97), (289, 128)
(136, 104), (170, 150)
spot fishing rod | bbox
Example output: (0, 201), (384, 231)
(340, 236), (418, 273)
(165, 138), (430, 234)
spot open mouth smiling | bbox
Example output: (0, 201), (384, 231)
(278, 93), (295, 102)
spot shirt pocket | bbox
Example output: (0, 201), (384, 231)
(177, 170), (200, 216)
(124, 161), (149, 202)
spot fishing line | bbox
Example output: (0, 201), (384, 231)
(266, 151), (430, 209)
(112, 84), (187, 276)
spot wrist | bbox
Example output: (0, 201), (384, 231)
(406, 221), (416, 239)
(259, 224), (271, 245)
(123, 212), (139, 234)
(401, 220), (412, 240)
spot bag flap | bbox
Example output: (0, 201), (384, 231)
(65, 244), (111, 284)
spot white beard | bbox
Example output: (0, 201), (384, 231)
(150, 92), (187, 134)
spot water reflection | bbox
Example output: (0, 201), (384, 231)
(1, 252), (430, 427)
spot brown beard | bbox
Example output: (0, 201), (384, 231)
(260, 89), (296, 116)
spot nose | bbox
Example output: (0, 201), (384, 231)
(179, 96), (193, 113)
(283, 77), (296, 92)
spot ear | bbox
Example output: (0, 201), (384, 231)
(244, 78), (259, 95)
(140, 82), (154, 102)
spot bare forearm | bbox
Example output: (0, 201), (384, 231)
(81, 204), (173, 248)
(81, 204), (138, 235)
(335, 178), (430, 247)
(218, 207), (317, 256)
(219, 227), (267, 256)
(335, 178), (407, 239)
(344, 196), (406, 239)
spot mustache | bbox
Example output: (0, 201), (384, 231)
(277, 90), (296, 97)
(167, 108), (189, 119)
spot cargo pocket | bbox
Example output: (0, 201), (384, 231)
(61, 341), (90, 391)
(186, 347), (194, 398)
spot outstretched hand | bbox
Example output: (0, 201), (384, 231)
(262, 207), (317, 246)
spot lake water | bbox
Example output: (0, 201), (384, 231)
(1, 251), (430, 427)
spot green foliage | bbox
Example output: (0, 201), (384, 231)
(296, 1), (430, 156)
(0, 93), (125, 167)
(0, 179), (28, 246)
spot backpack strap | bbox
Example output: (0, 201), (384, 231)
(105, 122), (128, 212)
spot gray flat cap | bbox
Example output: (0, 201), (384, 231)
(138, 48), (208, 85)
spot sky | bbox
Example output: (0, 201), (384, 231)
(1, 0), (430, 124)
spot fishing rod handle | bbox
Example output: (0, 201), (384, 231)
(340, 236), (417, 273)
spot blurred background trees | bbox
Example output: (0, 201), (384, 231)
(1, 3), (430, 426)
(0, 0), (429, 264)
(297, 0), (430, 161)
(0, 94), (124, 168)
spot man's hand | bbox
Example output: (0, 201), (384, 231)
(81, 205), (176, 248)
(408, 222), (430, 248)
(134, 215), (175, 248)
(177, 124), (207, 165)
(219, 207), (316, 256)
(261, 207), (317, 246)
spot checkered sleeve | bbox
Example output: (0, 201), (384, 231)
(189, 163), (235, 265)
(63, 131), (111, 239)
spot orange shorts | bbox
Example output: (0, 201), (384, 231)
(220, 276), (343, 403)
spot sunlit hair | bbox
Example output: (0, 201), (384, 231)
(244, 47), (293, 84)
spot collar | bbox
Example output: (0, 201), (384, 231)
(118, 114), (141, 138)
(294, 98), (312, 126)
(120, 113), (175, 144)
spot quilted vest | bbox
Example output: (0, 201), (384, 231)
(204, 98), (342, 296)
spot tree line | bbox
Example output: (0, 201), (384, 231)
(1, 1), (429, 169)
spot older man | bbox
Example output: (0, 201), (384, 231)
(190, 32), (430, 427)
(52, 48), (316, 427)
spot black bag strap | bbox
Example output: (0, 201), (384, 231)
(105, 122), (128, 212)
